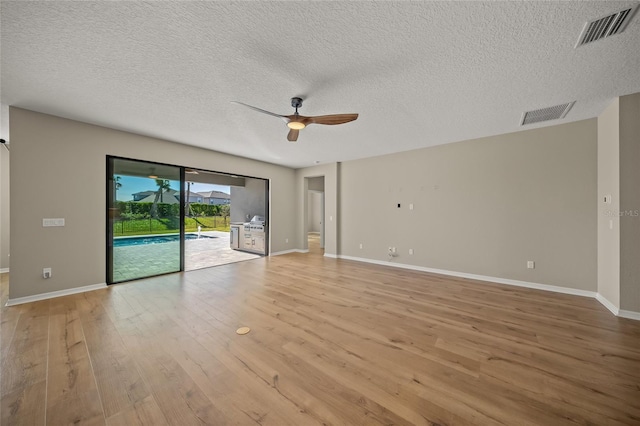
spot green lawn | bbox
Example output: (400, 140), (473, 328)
(113, 216), (230, 236)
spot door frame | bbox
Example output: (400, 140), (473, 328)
(303, 175), (326, 251)
(106, 155), (269, 284)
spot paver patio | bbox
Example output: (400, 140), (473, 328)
(113, 231), (261, 282)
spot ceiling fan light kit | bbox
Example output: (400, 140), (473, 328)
(233, 97), (358, 142)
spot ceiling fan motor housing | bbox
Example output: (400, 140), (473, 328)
(291, 97), (303, 109)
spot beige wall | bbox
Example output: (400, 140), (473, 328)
(597, 99), (620, 308)
(9, 108), (296, 300)
(0, 144), (9, 271)
(619, 93), (640, 312)
(339, 119), (597, 291)
(230, 177), (267, 224)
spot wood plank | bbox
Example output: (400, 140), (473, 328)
(105, 395), (168, 426)
(46, 296), (105, 425)
(75, 291), (153, 420)
(112, 310), (234, 425)
(0, 273), (23, 365)
(1, 380), (47, 426)
(1, 300), (50, 398)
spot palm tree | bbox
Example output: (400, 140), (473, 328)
(150, 179), (171, 218)
(185, 181), (192, 217)
(110, 176), (124, 222)
(113, 176), (122, 201)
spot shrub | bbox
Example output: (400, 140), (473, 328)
(188, 203), (220, 217)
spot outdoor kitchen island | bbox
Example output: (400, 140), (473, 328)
(230, 215), (266, 255)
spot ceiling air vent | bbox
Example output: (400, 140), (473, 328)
(575, 5), (639, 47)
(521, 102), (575, 126)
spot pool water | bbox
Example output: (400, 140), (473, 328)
(114, 234), (215, 247)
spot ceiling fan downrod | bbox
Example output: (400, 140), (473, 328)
(291, 97), (303, 115)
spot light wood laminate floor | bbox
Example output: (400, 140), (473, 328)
(2, 249), (640, 425)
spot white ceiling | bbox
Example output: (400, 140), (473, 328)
(2, 1), (639, 168)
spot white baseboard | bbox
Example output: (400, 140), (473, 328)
(0, 268), (9, 274)
(323, 253), (338, 259)
(595, 293), (619, 315)
(337, 255), (640, 321)
(5, 283), (107, 306)
(619, 310), (640, 321)
(589, 293), (640, 320)
(337, 255), (597, 298)
(270, 249), (308, 256)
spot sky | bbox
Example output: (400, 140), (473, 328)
(115, 175), (230, 201)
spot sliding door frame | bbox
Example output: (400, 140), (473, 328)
(106, 156), (184, 284)
(106, 155), (269, 284)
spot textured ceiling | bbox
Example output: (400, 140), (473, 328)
(2, 1), (639, 168)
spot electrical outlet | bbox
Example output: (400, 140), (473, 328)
(527, 261), (535, 269)
(409, 248), (414, 255)
(359, 243), (363, 249)
(43, 268), (52, 279)
(285, 238), (289, 243)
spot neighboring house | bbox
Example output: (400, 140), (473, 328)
(132, 189), (180, 204)
(197, 190), (230, 205)
(131, 190), (155, 201)
(133, 189), (228, 205)
(186, 193), (204, 204)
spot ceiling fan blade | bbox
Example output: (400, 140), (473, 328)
(231, 101), (288, 121)
(305, 113), (359, 125)
(287, 129), (299, 142)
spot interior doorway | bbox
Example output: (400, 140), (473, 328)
(306, 176), (325, 254)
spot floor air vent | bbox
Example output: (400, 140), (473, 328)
(576, 5), (639, 47)
(521, 102), (575, 126)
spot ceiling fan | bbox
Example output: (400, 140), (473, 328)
(232, 97), (358, 142)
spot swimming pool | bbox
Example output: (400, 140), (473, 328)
(114, 234), (215, 247)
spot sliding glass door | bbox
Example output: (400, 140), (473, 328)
(107, 157), (183, 283)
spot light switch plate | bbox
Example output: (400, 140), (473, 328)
(43, 218), (65, 227)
